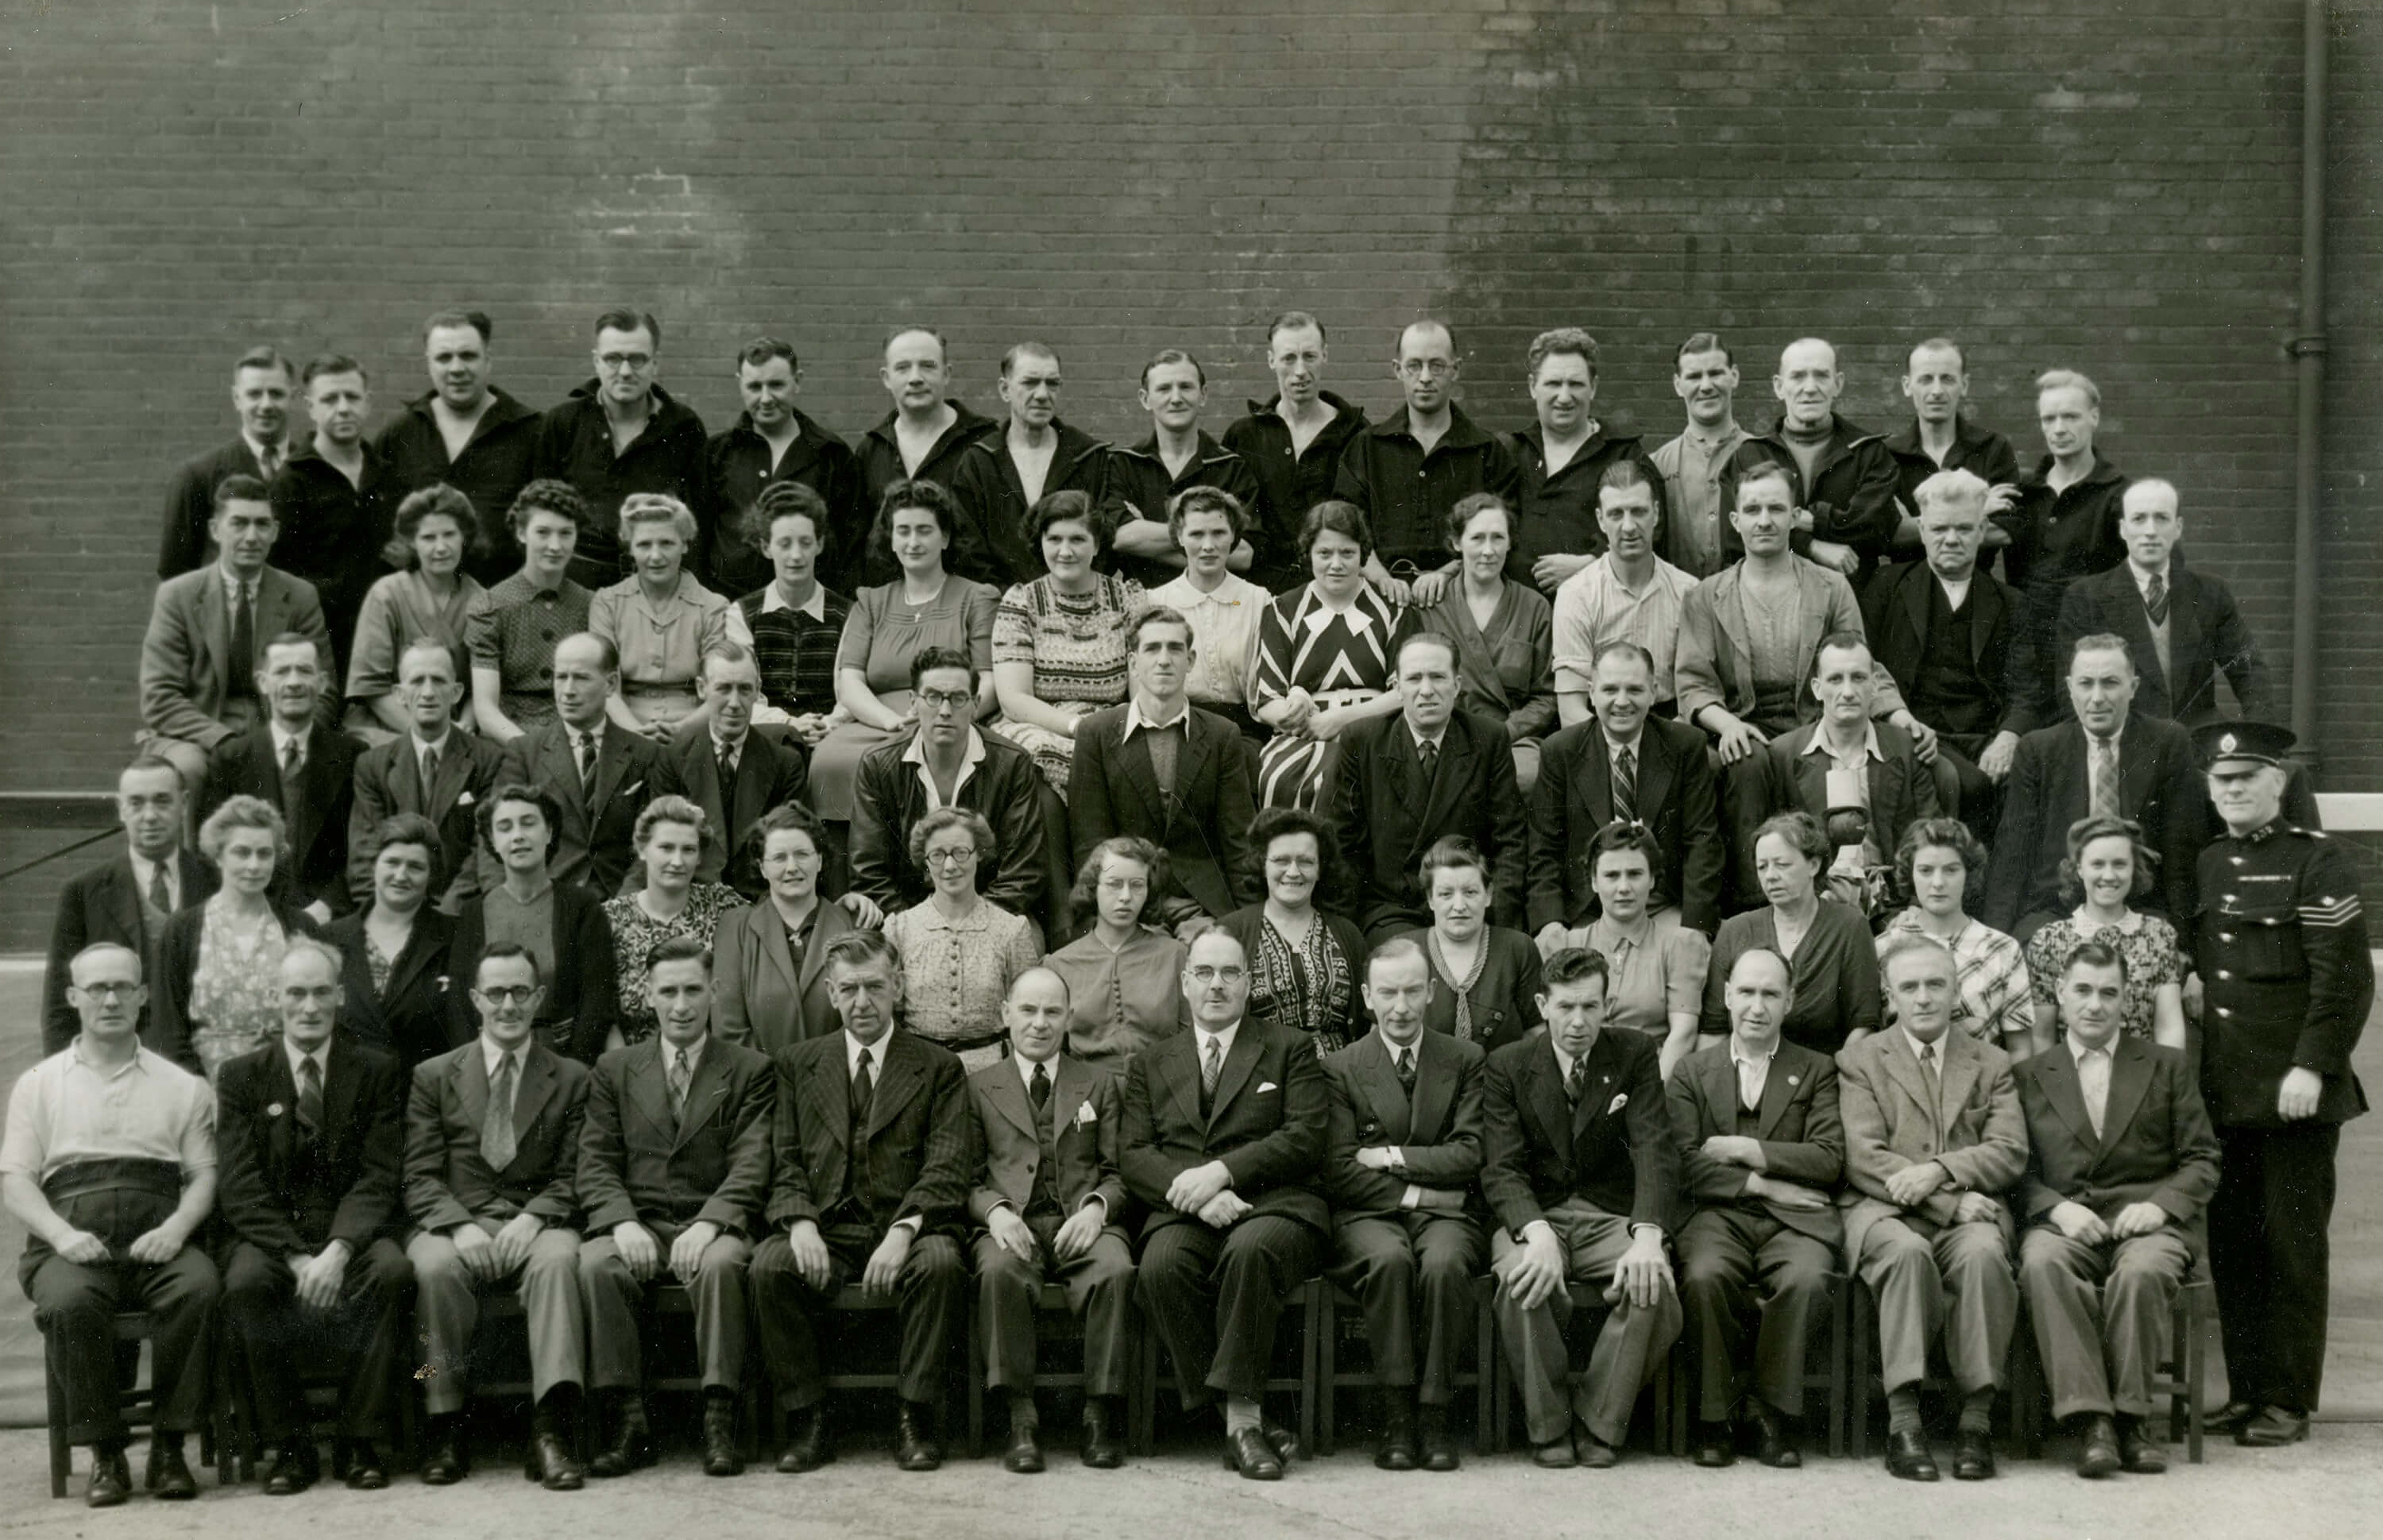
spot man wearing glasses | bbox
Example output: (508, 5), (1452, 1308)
(1333, 321), (1519, 589)
(532, 309), (708, 589)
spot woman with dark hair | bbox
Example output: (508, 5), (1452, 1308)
(1148, 484), (1272, 739)
(725, 480), (855, 745)
(1875, 816), (2034, 1056)
(589, 491), (732, 742)
(1416, 492), (1556, 793)
(1701, 810), (1881, 1054)
(883, 806), (1041, 1069)
(323, 811), (460, 1072)
(1217, 805), (1369, 1053)
(1045, 836), (1189, 1072)
(2021, 814), (2184, 1052)
(346, 482), (487, 743)
(152, 794), (326, 1078)
(1251, 500), (1417, 809)
(449, 782), (615, 1058)
(713, 803), (861, 1056)
(991, 490), (1145, 791)
(601, 794), (744, 1048)
(1409, 836), (1544, 1051)
(1574, 822), (1709, 1078)
(467, 478), (596, 742)
(808, 478), (1001, 820)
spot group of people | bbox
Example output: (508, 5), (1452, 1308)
(7, 304), (2368, 1504)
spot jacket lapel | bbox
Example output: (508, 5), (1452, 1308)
(1935, 1032), (1982, 1133)
(1713, 568), (1755, 678)
(1877, 1029), (1938, 1134)
(199, 568), (230, 691)
(2098, 1038), (2154, 1160)
(672, 1042), (732, 1151)
(798, 904), (853, 1003)
(2111, 575), (2169, 707)
(1794, 565), (1835, 661)
(626, 1040), (674, 1138)
(2118, 719), (2161, 816)
(752, 905), (799, 998)
(535, 728), (589, 820)
(1359, 1035), (1413, 1144)
(1419, 718), (1477, 840)
(1049, 1056), (1092, 1143)
(1970, 578), (2006, 670)
(2033, 1044), (2100, 1154)
(1701, 1044), (1740, 1134)
(1407, 1033), (1452, 1144)
(454, 1043), (491, 1137)
(265, 1045), (299, 1167)
(1632, 726), (1675, 828)
(593, 726), (635, 813)
(864, 1034), (923, 1141)
(427, 738), (473, 816)
(1570, 1032), (1620, 1139)
(102, 859), (145, 948)
(1579, 735), (1616, 828)
(806, 1048), (852, 1148)
(322, 1036), (364, 1152)
(1756, 1045), (1804, 1139)
(1206, 1025), (1264, 1129)
(983, 1056), (1038, 1141)
(384, 918), (444, 1006)
(2168, 566), (2206, 714)
(1899, 565), (1933, 658)
(1119, 726), (1169, 834)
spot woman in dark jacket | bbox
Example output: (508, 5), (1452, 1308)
(1408, 835), (1543, 1050)
(449, 782), (616, 1059)
(324, 812), (463, 1073)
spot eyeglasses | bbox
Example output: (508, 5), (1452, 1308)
(476, 986), (540, 1005)
(73, 982), (141, 999)
(1397, 359), (1454, 380)
(918, 688), (973, 712)
(1186, 966), (1248, 985)
(597, 352), (655, 372)
(924, 847), (979, 867)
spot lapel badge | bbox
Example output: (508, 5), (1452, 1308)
(1786, 1075), (1799, 1086)
(267, 1102), (285, 1117)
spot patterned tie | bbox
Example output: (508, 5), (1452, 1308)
(851, 1045), (875, 1124)
(668, 1046), (693, 1125)
(419, 742), (440, 801)
(2145, 572), (2170, 627)
(1918, 1040), (1941, 1103)
(1417, 736), (1439, 788)
(1395, 1045), (1417, 1096)
(1565, 1052), (1589, 1108)
(481, 1052), (517, 1171)
(230, 582), (255, 689)
(1612, 744), (1639, 824)
(575, 729), (598, 796)
(296, 1053), (324, 1141)
(146, 862), (173, 918)
(716, 739), (739, 798)
(2089, 734), (2122, 820)
(1201, 1035), (1224, 1098)
(1029, 1059), (1052, 1120)
(257, 442), (282, 484)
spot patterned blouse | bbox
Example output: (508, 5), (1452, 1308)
(603, 883), (743, 1045)
(732, 581), (855, 718)
(1876, 909), (2037, 1045)
(464, 572), (593, 729)
(187, 901), (293, 1080)
(993, 573), (1145, 789)
(2024, 909), (2184, 1043)
(1251, 909), (1358, 1053)
(883, 899), (1043, 1061)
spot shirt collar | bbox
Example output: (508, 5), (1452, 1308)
(902, 724), (987, 768)
(480, 1036), (524, 1079)
(284, 1037), (331, 1081)
(1602, 726), (1643, 760)
(1192, 1020), (1241, 1059)
(413, 725), (453, 759)
(270, 720), (309, 762)
(216, 563), (259, 602)
(760, 582), (829, 622)
(1122, 696), (1191, 738)
(1549, 1038), (1583, 1083)
(69, 1038), (152, 1081)
(1015, 1051), (1060, 1092)
(1728, 1036), (1779, 1072)
(711, 726), (748, 761)
(1802, 720), (1883, 762)
(1377, 1029), (1423, 1066)
(844, 1029), (890, 1078)
(2129, 561), (2166, 601)
(2067, 1032), (2115, 1071)
(244, 431), (289, 465)
(126, 847), (179, 902)
(1408, 720), (1447, 756)
(1900, 1026), (1949, 1066)
(664, 1034), (708, 1076)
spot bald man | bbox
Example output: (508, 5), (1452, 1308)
(1334, 322), (1520, 583)
(1718, 339), (1902, 591)
(851, 327), (998, 589)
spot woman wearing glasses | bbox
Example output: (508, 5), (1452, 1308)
(1045, 836), (1191, 1074)
(883, 807), (1042, 1071)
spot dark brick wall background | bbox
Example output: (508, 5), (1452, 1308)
(2, 0), (2377, 941)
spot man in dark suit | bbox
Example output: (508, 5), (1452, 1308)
(197, 632), (364, 920)
(348, 638), (508, 913)
(1528, 641), (1724, 942)
(214, 939), (411, 1494)
(1481, 946), (1682, 1469)
(577, 936), (774, 1478)
(750, 929), (974, 1472)
(659, 643), (808, 898)
(1069, 605), (1255, 934)
(501, 631), (679, 894)
(1669, 947), (1843, 1469)
(157, 346), (299, 578)
(1323, 937), (1485, 1472)
(967, 968), (1134, 1472)
(1336, 632), (1527, 944)
(1983, 635), (2207, 940)
(2015, 938), (2222, 1478)
(2055, 479), (2270, 730)
(1122, 928), (1330, 1481)
(404, 946), (593, 1487)
(43, 756), (218, 1055)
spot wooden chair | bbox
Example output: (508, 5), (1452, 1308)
(963, 1280), (1145, 1460)
(44, 1311), (230, 1497)
(2008, 1275), (2217, 1465)
(1311, 1276), (1497, 1457)
(1131, 1277), (1324, 1457)
(1486, 1281), (1686, 1456)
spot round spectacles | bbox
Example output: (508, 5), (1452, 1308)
(1186, 966), (1248, 985)
(924, 847), (979, 867)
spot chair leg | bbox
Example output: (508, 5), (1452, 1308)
(1473, 1284), (1495, 1454)
(1848, 1282), (1870, 1461)
(1827, 1276), (1849, 1460)
(46, 1334), (69, 1499)
(965, 1294), (984, 1461)
(1315, 1289), (1336, 1458)
(1296, 1283), (1319, 1458)
(1132, 1321), (1156, 1458)
(2182, 1287), (2206, 1465)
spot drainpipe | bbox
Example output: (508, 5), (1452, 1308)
(2289, 0), (2327, 766)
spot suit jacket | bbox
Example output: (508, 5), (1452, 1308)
(1068, 702), (1255, 926)
(2054, 560), (2271, 729)
(159, 437), (275, 578)
(1334, 708), (1527, 932)
(1480, 1029), (1679, 1237)
(139, 564), (335, 751)
(1323, 1029), (1485, 1222)
(1744, 720), (1942, 887)
(198, 720), (365, 916)
(348, 729), (510, 912)
(1119, 1017), (1330, 1240)
(404, 1038), (591, 1231)
(1834, 1026), (2026, 1264)
(578, 1034), (776, 1233)
(324, 908), (463, 1074)
(1667, 1038), (1844, 1249)
(1982, 716), (2207, 932)
(2015, 1036), (2222, 1246)
(214, 1031), (405, 1256)
(711, 897), (859, 1056)
(849, 727), (1046, 917)
(1527, 714), (1723, 935)
(500, 718), (680, 896)
(765, 1028), (975, 1237)
(446, 882), (616, 1060)
(1859, 558), (2025, 739)
(966, 1055), (1128, 1224)
(661, 720), (809, 897)
(41, 847), (218, 1055)
(1674, 558), (1905, 730)
(148, 898), (326, 1074)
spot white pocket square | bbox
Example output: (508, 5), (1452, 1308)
(620, 779), (645, 799)
(1606, 1093), (1629, 1115)
(1256, 1081), (1279, 1094)
(1074, 1102), (1098, 1126)
(456, 789), (475, 805)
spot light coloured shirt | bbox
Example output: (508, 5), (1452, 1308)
(1651, 425), (1750, 576)
(268, 720), (308, 771)
(0, 1043), (216, 1180)
(1902, 1029), (1950, 1099)
(1192, 1020), (1242, 1075)
(128, 849), (183, 916)
(902, 724), (988, 810)
(480, 1037), (524, 1083)
(412, 728), (454, 783)
(1804, 720), (1885, 885)
(2068, 1032), (2114, 1137)
(1149, 572), (1269, 708)
(215, 565), (261, 613)
(843, 1029), (889, 1083)
(1728, 1036), (1779, 1112)
(1119, 697), (1192, 737)
(664, 1035), (706, 1086)
(283, 1039), (330, 1089)
(1584, 913), (1709, 1038)
(1551, 554), (1697, 698)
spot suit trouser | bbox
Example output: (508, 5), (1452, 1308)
(408, 1225), (585, 1415)
(1327, 1210), (1485, 1405)
(223, 1236), (413, 1445)
(1929, 740), (1999, 843)
(21, 1186), (220, 1445)
(973, 1213), (1136, 1399)
(1678, 1206), (1834, 1421)
(750, 1222), (964, 1410)
(1490, 1198), (1684, 1447)
(1138, 1214), (1321, 1406)
(578, 1219), (751, 1394)
(1853, 1213), (2015, 1396)
(2018, 1225), (2191, 1421)
(2210, 1121), (2339, 1413)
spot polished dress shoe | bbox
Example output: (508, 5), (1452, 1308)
(145, 1438), (199, 1499)
(1374, 1394), (1417, 1471)
(261, 1444), (317, 1496)
(343, 1441), (390, 1491)
(895, 1400), (942, 1472)
(1884, 1428), (1938, 1482)
(1002, 1418), (1045, 1474)
(702, 1399), (744, 1476)
(1417, 1403), (1459, 1472)
(776, 1407), (831, 1472)
(86, 1445), (132, 1508)
(1574, 1430), (1618, 1469)
(587, 1415), (654, 1479)
(1952, 1427), (1995, 1480)
(525, 1431), (585, 1491)
(1750, 1403), (1800, 1469)
(1222, 1425), (1283, 1480)
(2076, 1414), (2122, 1479)
(1261, 1420), (1300, 1465)
(1079, 1399), (1123, 1469)
(2116, 1415), (2168, 1473)
(419, 1418), (468, 1484)
(1692, 1422), (1736, 1468)
(2237, 1406), (2310, 1447)
(2207, 1399), (2261, 1433)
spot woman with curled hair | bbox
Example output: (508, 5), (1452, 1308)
(1045, 837), (1191, 1072)
(468, 478), (595, 742)
(1410, 836), (1544, 1052)
(1875, 816), (2035, 1056)
(1413, 493), (1557, 793)
(724, 481), (855, 745)
(324, 811), (459, 1072)
(713, 803), (864, 1056)
(1216, 805), (1369, 1054)
(1147, 484), (1273, 739)
(991, 490), (1145, 791)
(152, 794), (326, 1079)
(1701, 810), (1881, 1055)
(449, 782), (615, 1058)
(1570, 822), (1710, 1079)
(346, 483), (487, 743)
(1250, 500), (1418, 810)
(601, 794), (744, 1047)
(588, 492), (732, 742)
(2021, 814), (2184, 1053)
(882, 806), (1042, 1070)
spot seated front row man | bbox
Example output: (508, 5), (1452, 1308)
(2, 943), (221, 1508)
(2016, 937), (2220, 1479)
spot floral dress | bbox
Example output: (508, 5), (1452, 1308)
(2025, 909), (2184, 1043)
(603, 883), (743, 1044)
(991, 573), (1143, 791)
(187, 902), (294, 1079)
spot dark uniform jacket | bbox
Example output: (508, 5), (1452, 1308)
(1504, 424), (1663, 590)
(946, 421), (1110, 589)
(326, 908), (462, 1074)
(1334, 404), (1521, 575)
(1067, 701), (1255, 927)
(347, 728), (512, 913)
(1100, 431), (1263, 591)
(1859, 558), (2026, 742)
(1882, 416), (2019, 529)
(269, 442), (399, 665)
(1982, 715), (2207, 932)
(373, 388), (543, 585)
(2055, 558), (2270, 729)
(158, 436), (283, 578)
(966, 1054), (1128, 1225)
(699, 407), (863, 598)
(1718, 417), (1902, 589)
(1222, 392), (1369, 593)
(500, 717), (682, 897)
(849, 727), (1045, 917)
(851, 399), (999, 591)
(198, 720), (366, 917)
(531, 382), (709, 588)
(42, 848), (218, 1055)
(1334, 708), (1528, 932)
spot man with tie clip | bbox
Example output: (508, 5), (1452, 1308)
(348, 639), (509, 913)
(1321, 936), (1486, 1472)
(2014, 937), (2221, 1478)
(403, 944), (594, 1488)
(576, 935), (774, 1478)
(966, 967), (1135, 1472)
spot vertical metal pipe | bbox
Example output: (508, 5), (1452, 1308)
(2291, 0), (2328, 759)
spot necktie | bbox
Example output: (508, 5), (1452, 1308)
(230, 582), (255, 689)
(1736, 1056), (1763, 1113)
(146, 862), (173, 917)
(2089, 735), (2121, 820)
(716, 740), (739, 796)
(1918, 1041), (1941, 1103)
(1565, 1052), (1588, 1108)
(257, 442), (282, 483)
(1201, 1035), (1223, 1098)
(1417, 737), (1439, 787)
(279, 735), (304, 814)
(419, 742), (440, 800)
(575, 730), (598, 795)
(1395, 1046), (1417, 1096)
(2145, 572), (2170, 627)
(1029, 1059), (1052, 1119)
(481, 1052), (517, 1170)
(1612, 744), (1638, 824)
(852, 1046), (875, 1123)
(668, 1047), (692, 1124)
(296, 1054), (324, 1141)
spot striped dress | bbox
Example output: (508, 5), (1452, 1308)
(1251, 581), (1415, 811)
(990, 573), (1143, 790)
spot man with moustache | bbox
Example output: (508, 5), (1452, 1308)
(1881, 339), (2019, 563)
(159, 346), (301, 577)
(1551, 461), (1701, 727)
(43, 758), (218, 1054)
(197, 632), (363, 921)
(347, 638), (511, 913)
(852, 327), (998, 589)
(1651, 334), (1752, 578)
(270, 354), (395, 668)
(1104, 349), (1262, 590)
(949, 342), (1110, 589)
(532, 309), (708, 589)
(374, 310), (543, 583)
(1224, 312), (1367, 594)
(700, 338), (863, 599)
(1334, 321), (1520, 585)
(1718, 338), (1902, 591)
(499, 631), (681, 895)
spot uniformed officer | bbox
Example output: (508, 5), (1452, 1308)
(2193, 720), (2373, 1448)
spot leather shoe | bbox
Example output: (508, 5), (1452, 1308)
(1374, 1393), (1417, 1471)
(895, 1400), (942, 1472)
(343, 1441), (389, 1491)
(145, 1439), (198, 1499)
(1079, 1399), (1123, 1469)
(525, 1431), (585, 1491)
(776, 1407), (831, 1472)
(86, 1446), (131, 1508)
(2237, 1406), (2310, 1447)
(1693, 1422), (1736, 1469)
(1750, 1403), (1800, 1469)
(2076, 1414), (2122, 1479)
(2207, 1399), (2261, 1434)
(1952, 1427), (1995, 1480)
(1261, 1420), (1300, 1466)
(1003, 1418), (1044, 1475)
(702, 1398), (744, 1476)
(2117, 1415), (2168, 1473)
(1530, 1434), (1578, 1469)
(261, 1445), (316, 1496)
(1222, 1425), (1283, 1480)
(1417, 1403), (1459, 1472)
(420, 1418), (468, 1484)
(587, 1412), (653, 1479)
(1884, 1428), (1938, 1482)
(1574, 1430), (1618, 1469)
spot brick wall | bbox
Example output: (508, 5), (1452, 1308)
(0, 0), (2375, 943)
